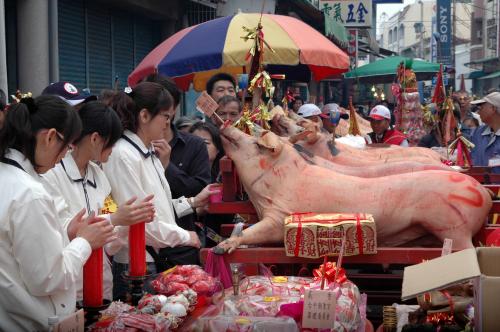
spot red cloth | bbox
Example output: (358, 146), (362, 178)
(204, 250), (233, 289)
(368, 129), (407, 146)
(432, 64), (446, 106)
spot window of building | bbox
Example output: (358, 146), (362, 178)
(399, 24), (404, 40)
(186, 0), (217, 26)
(389, 30), (393, 44)
(58, 0), (161, 94)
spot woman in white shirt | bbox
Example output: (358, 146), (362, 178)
(42, 101), (155, 302)
(105, 82), (210, 300)
(0, 96), (115, 331)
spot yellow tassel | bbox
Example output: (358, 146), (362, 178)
(348, 97), (361, 136)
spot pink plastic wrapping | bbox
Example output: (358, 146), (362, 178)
(264, 280), (364, 332)
(223, 295), (301, 317)
(89, 313), (175, 332)
(235, 276), (313, 297)
(191, 315), (300, 332)
(151, 265), (218, 296)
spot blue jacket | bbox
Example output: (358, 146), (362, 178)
(470, 124), (500, 173)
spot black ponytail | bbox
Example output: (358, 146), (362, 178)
(75, 101), (123, 149)
(0, 95), (82, 165)
(109, 82), (173, 133)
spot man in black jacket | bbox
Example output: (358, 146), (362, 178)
(144, 74), (211, 267)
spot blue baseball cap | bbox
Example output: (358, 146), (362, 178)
(42, 82), (96, 106)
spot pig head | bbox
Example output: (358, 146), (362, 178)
(217, 126), (491, 254)
(274, 114), (443, 166)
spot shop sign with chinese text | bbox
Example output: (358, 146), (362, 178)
(320, 0), (372, 28)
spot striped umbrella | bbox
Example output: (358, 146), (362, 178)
(128, 13), (350, 91)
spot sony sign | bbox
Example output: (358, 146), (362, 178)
(437, 0), (452, 67)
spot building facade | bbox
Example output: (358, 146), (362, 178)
(1, 0), (220, 96)
(379, 0), (471, 61)
(467, 0), (500, 94)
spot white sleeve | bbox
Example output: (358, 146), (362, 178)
(40, 172), (74, 242)
(11, 198), (91, 296)
(172, 196), (194, 219)
(103, 153), (190, 248)
(399, 139), (410, 147)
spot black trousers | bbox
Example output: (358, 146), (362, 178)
(146, 245), (200, 273)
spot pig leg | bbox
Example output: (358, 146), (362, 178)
(216, 216), (283, 254)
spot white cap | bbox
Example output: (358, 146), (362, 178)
(470, 92), (500, 109)
(369, 105), (391, 121)
(297, 103), (321, 118)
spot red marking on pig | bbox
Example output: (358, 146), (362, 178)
(419, 194), (468, 232)
(259, 158), (269, 170)
(448, 186), (484, 208)
(266, 198), (273, 205)
(449, 173), (466, 183)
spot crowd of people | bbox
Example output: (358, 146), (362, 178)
(1, 70), (500, 329)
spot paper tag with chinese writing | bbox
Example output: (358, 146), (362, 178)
(302, 289), (337, 329)
(195, 91), (218, 117)
(441, 238), (453, 256)
(55, 309), (84, 332)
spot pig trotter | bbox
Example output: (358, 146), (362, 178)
(213, 237), (241, 255)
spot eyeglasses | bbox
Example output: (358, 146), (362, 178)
(55, 131), (73, 152)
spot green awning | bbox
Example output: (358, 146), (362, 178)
(478, 71), (500, 80)
(467, 71), (486, 79)
(324, 15), (348, 46)
(344, 56), (442, 83)
(465, 57), (500, 66)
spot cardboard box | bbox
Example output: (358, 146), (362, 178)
(402, 247), (500, 332)
(284, 213), (377, 258)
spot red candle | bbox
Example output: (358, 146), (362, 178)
(129, 222), (146, 277)
(83, 248), (103, 307)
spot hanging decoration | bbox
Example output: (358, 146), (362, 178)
(448, 132), (474, 167)
(393, 60), (426, 146)
(347, 96), (361, 136)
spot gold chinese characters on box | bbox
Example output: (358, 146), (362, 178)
(284, 213), (377, 258)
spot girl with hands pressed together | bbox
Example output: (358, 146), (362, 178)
(0, 96), (115, 331)
(106, 82), (211, 300)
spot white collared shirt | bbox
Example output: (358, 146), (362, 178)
(102, 130), (192, 263)
(0, 149), (91, 331)
(42, 153), (117, 301)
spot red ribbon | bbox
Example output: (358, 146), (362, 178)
(355, 214), (364, 255)
(293, 212), (311, 257)
(312, 262), (347, 285)
(425, 290), (455, 325)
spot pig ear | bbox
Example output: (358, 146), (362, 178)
(257, 131), (284, 156)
